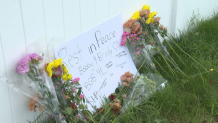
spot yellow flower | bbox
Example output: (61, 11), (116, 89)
(211, 69), (214, 71)
(131, 11), (140, 20)
(149, 11), (157, 18)
(146, 18), (152, 24)
(153, 63), (155, 66)
(68, 74), (72, 80)
(142, 4), (150, 11)
(62, 74), (68, 81)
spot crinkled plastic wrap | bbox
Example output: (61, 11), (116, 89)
(0, 54), (67, 123)
(123, 73), (167, 109)
(125, 24), (169, 69)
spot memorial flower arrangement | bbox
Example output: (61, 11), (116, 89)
(121, 4), (186, 78)
(44, 58), (89, 122)
(91, 72), (134, 122)
(14, 53), (67, 123)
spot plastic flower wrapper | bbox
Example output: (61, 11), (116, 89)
(0, 53), (67, 123)
(122, 73), (167, 109)
(122, 4), (172, 70)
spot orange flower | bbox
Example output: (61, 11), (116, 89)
(64, 95), (70, 100)
(113, 99), (120, 103)
(122, 82), (129, 87)
(28, 93), (43, 112)
(120, 75), (127, 81)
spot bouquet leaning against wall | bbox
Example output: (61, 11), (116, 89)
(0, 53), (67, 123)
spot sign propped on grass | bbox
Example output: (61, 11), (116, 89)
(54, 14), (137, 111)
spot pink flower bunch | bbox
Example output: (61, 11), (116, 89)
(28, 53), (42, 60)
(136, 47), (141, 51)
(121, 32), (130, 46)
(120, 71), (134, 87)
(73, 77), (80, 83)
(79, 94), (84, 99)
(136, 51), (141, 55)
(16, 53), (42, 74)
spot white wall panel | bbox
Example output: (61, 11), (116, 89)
(96, 0), (110, 24)
(109, 0), (122, 17)
(20, 0), (47, 54)
(43, 0), (65, 43)
(0, 0), (35, 123)
(0, 36), (13, 123)
(80, 0), (96, 32)
(62, 0), (81, 40)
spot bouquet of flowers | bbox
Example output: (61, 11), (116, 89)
(121, 4), (183, 76)
(0, 53), (67, 123)
(44, 58), (89, 122)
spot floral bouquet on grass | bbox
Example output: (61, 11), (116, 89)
(44, 58), (89, 122)
(122, 4), (184, 76)
(0, 53), (67, 123)
(92, 72), (134, 122)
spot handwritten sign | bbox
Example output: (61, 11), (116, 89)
(54, 14), (137, 111)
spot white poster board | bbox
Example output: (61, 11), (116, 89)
(53, 14), (137, 111)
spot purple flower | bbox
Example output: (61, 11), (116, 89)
(29, 53), (41, 60)
(19, 56), (30, 66)
(16, 64), (30, 74)
(132, 42), (136, 45)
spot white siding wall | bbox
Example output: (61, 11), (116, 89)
(0, 0), (217, 122)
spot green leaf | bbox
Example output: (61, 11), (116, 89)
(64, 107), (73, 114)
(77, 88), (82, 97)
(115, 87), (120, 93)
(79, 104), (84, 109)
(83, 97), (85, 103)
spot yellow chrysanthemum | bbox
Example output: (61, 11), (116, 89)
(149, 11), (158, 18)
(68, 74), (72, 80)
(146, 18), (152, 24)
(62, 74), (68, 81)
(131, 11), (140, 20)
(142, 4), (150, 11)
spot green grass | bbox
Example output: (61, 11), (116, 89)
(116, 13), (218, 123)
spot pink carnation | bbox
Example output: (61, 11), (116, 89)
(132, 42), (136, 45)
(136, 51), (140, 55)
(122, 32), (130, 37)
(73, 77), (80, 83)
(16, 64), (30, 74)
(19, 56), (30, 66)
(136, 47), (141, 51)
(121, 41), (125, 46)
(79, 94), (84, 99)
(136, 37), (141, 40)
(29, 53), (42, 60)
